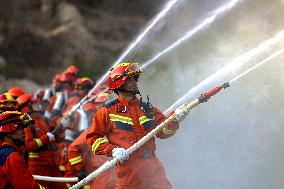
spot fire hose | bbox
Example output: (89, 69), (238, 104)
(69, 82), (230, 189)
(33, 175), (78, 182)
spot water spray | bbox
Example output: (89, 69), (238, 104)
(229, 47), (284, 84)
(38, 46), (284, 186)
(69, 82), (230, 189)
(141, 0), (241, 69)
(55, 0), (180, 121)
(164, 30), (284, 114)
(69, 0), (180, 116)
(69, 46), (284, 189)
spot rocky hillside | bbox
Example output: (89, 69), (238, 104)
(0, 0), (163, 91)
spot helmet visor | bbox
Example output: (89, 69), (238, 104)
(125, 63), (142, 76)
(0, 100), (19, 108)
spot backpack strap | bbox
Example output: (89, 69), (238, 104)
(104, 98), (119, 109)
(0, 146), (16, 166)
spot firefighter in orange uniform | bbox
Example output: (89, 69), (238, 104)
(43, 73), (62, 121)
(17, 94), (67, 189)
(0, 93), (46, 189)
(86, 63), (188, 189)
(66, 129), (116, 189)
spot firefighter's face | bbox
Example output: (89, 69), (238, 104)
(124, 75), (139, 92)
(9, 126), (26, 142)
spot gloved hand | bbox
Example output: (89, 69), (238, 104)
(60, 116), (72, 128)
(174, 104), (189, 122)
(77, 169), (88, 181)
(112, 147), (129, 164)
(46, 132), (55, 141)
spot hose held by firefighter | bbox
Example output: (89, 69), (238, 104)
(86, 62), (183, 189)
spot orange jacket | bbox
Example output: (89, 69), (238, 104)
(86, 96), (179, 157)
(25, 112), (60, 166)
(67, 129), (116, 189)
(67, 129), (89, 171)
(0, 142), (46, 189)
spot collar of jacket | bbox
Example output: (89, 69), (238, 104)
(117, 96), (140, 106)
(0, 141), (22, 153)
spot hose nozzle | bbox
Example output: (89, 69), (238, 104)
(198, 82), (230, 103)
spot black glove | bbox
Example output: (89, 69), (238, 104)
(77, 169), (88, 181)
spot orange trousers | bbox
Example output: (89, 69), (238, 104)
(115, 156), (172, 189)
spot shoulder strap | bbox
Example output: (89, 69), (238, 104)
(104, 98), (119, 109)
(0, 146), (17, 166)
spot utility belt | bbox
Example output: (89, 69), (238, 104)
(132, 149), (156, 159)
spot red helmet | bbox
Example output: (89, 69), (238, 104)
(109, 63), (142, 90)
(61, 71), (76, 83)
(8, 87), (25, 98)
(17, 94), (32, 113)
(75, 77), (94, 90)
(17, 94), (32, 105)
(0, 93), (19, 112)
(0, 111), (34, 133)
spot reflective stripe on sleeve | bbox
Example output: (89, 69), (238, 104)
(69, 155), (83, 165)
(109, 114), (133, 125)
(28, 152), (39, 158)
(91, 138), (108, 153)
(34, 138), (43, 148)
(139, 116), (154, 125)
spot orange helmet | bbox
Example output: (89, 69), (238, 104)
(8, 87), (25, 98)
(53, 73), (62, 90)
(109, 63), (142, 90)
(66, 65), (80, 77)
(0, 93), (19, 112)
(0, 111), (33, 133)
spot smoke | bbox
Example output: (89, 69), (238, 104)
(133, 0), (284, 188)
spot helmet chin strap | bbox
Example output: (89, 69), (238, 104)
(118, 86), (140, 95)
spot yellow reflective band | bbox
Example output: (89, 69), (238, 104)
(109, 114), (133, 125)
(28, 152), (39, 158)
(98, 93), (108, 97)
(0, 111), (21, 116)
(81, 77), (90, 81)
(139, 116), (154, 125)
(92, 138), (108, 153)
(84, 185), (91, 189)
(162, 127), (175, 135)
(5, 93), (13, 100)
(39, 184), (45, 189)
(34, 138), (42, 148)
(69, 155), (83, 165)
(113, 63), (130, 70)
(59, 165), (65, 171)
